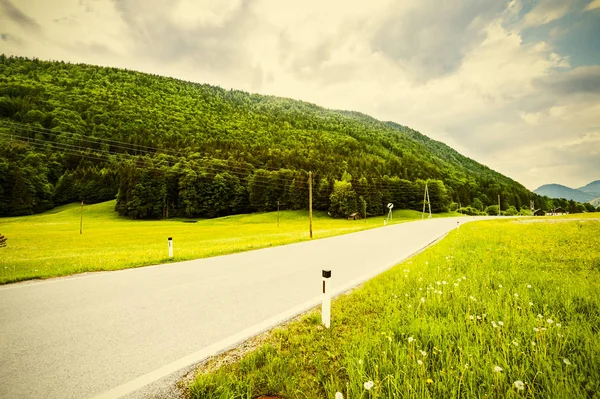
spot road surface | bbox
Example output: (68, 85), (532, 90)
(0, 216), (482, 398)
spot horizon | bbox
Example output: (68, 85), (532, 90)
(1, 0), (599, 190)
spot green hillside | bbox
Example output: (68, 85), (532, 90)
(0, 55), (540, 218)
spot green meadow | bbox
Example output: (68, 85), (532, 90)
(0, 200), (455, 284)
(189, 217), (600, 398)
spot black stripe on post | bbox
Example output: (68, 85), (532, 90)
(322, 269), (331, 278)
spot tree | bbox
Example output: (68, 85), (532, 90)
(472, 198), (484, 211)
(328, 180), (357, 218)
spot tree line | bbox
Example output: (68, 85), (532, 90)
(0, 55), (597, 218)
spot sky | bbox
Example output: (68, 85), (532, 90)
(1, 0), (599, 190)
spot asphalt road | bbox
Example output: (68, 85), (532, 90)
(0, 216), (482, 398)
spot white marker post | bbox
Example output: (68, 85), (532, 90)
(322, 269), (331, 328)
(168, 237), (173, 258)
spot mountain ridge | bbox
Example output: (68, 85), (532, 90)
(534, 182), (600, 203)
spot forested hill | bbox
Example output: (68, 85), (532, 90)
(0, 55), (543, 219)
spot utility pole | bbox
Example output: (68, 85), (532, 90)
(80, 200), (83, 235)
(364, 200), (367, 224)
(308, 172), (313, 238)
(277, 200), (280, 227)
(498, 195), (501, 216)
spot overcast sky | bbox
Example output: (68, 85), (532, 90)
(1, 0), (599, 190)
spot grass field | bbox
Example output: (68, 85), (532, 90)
(189, 217), (600, 398)
(0, 200), (456, 284)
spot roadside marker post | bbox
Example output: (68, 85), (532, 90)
(322, 269), (331, 328)
(168, 237), (173, 258)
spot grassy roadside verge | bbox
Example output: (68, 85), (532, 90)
(0, 200), (456, 284)
(188, 217), (600, 398)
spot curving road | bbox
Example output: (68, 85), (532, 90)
(0, 216), (484, 398)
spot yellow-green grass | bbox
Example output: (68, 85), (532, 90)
(0, 200), (456, 284)
(189, 217), (600, 398)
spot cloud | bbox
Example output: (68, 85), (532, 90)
(0, 0), (41, 32)
(533, 65), (600, 95)
(370, 0), (509, 81)
(521, 0), (573, 28)
(584, 0), (600, 11)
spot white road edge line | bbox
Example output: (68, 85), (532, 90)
(91, 228), (456, 399)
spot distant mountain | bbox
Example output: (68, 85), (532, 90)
(534, 183), (597, 203)
(577, 180), (600, 197)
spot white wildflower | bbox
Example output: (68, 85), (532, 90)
(419, 350), (427, 357)
(469, 315), (474, 320)
(492, 321), (498, 328)
(436, 281), (441, 285)
(477, 315), (482, 320)
(531, 341), (536, 346)
(335, 392), (344, 399)
(556, 323), (561, 328)
(420, 297), (425, 303)
(498, 321), (504, 326)
(537, 314), (543, 318)
(493, 366), (503, 373)
(514, 380), (525, 390)
(533, 327), (539, 332)
(364, 380), (374, 390)
(498, 284), (503, 288)
(512, 340), (519, 346)
(527, 284), (532, 289)
(417, 360), (423, 365)
(563, 358), (571, 366)
(454, 283), (459, 287)
(469, 296), (477, 301)
(547, 319), (554, 324)
(514, 293), (519, 298)
(529, 302), (533, 306)
(408, 336), (414, 343)
(442, 281), (447, 285)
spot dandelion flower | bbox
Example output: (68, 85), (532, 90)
(514, 380), (525, 390)
(533, 327), (539, 332)
(335, 392), (344, 399)
(477, 315), (482, 320)
(537, 314), (543, 318)
(531, 341), (536, 346)
(547, 319), (553, 324)
(469, 315), (475, 320)
(419, 350), (427, 357)
(498, 284), (503, 288)
(420, 297), (425, 303)
(408, 336), (415, 343)
(417, 360), (423, 365)
(492, 321), (498, 328)
(498, 321), (504, 326)
(364, 380), (374, 390)
(563, 358), (571, 366)
(527, 284), (532, 289)
(426, 378), (433, 384)
(493, 366), (503, 373)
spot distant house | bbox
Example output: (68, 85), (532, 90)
(533, 209), (545, 216)
(547, 207), (567, 216)
(348, 212), (361, 220)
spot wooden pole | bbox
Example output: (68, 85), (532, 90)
(80, 200), (83, 235)
(364, 200), (367, 224)
(498, 194), (501, 216)
(277, 200), (280, 227)
(308, 172), (313, 238)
